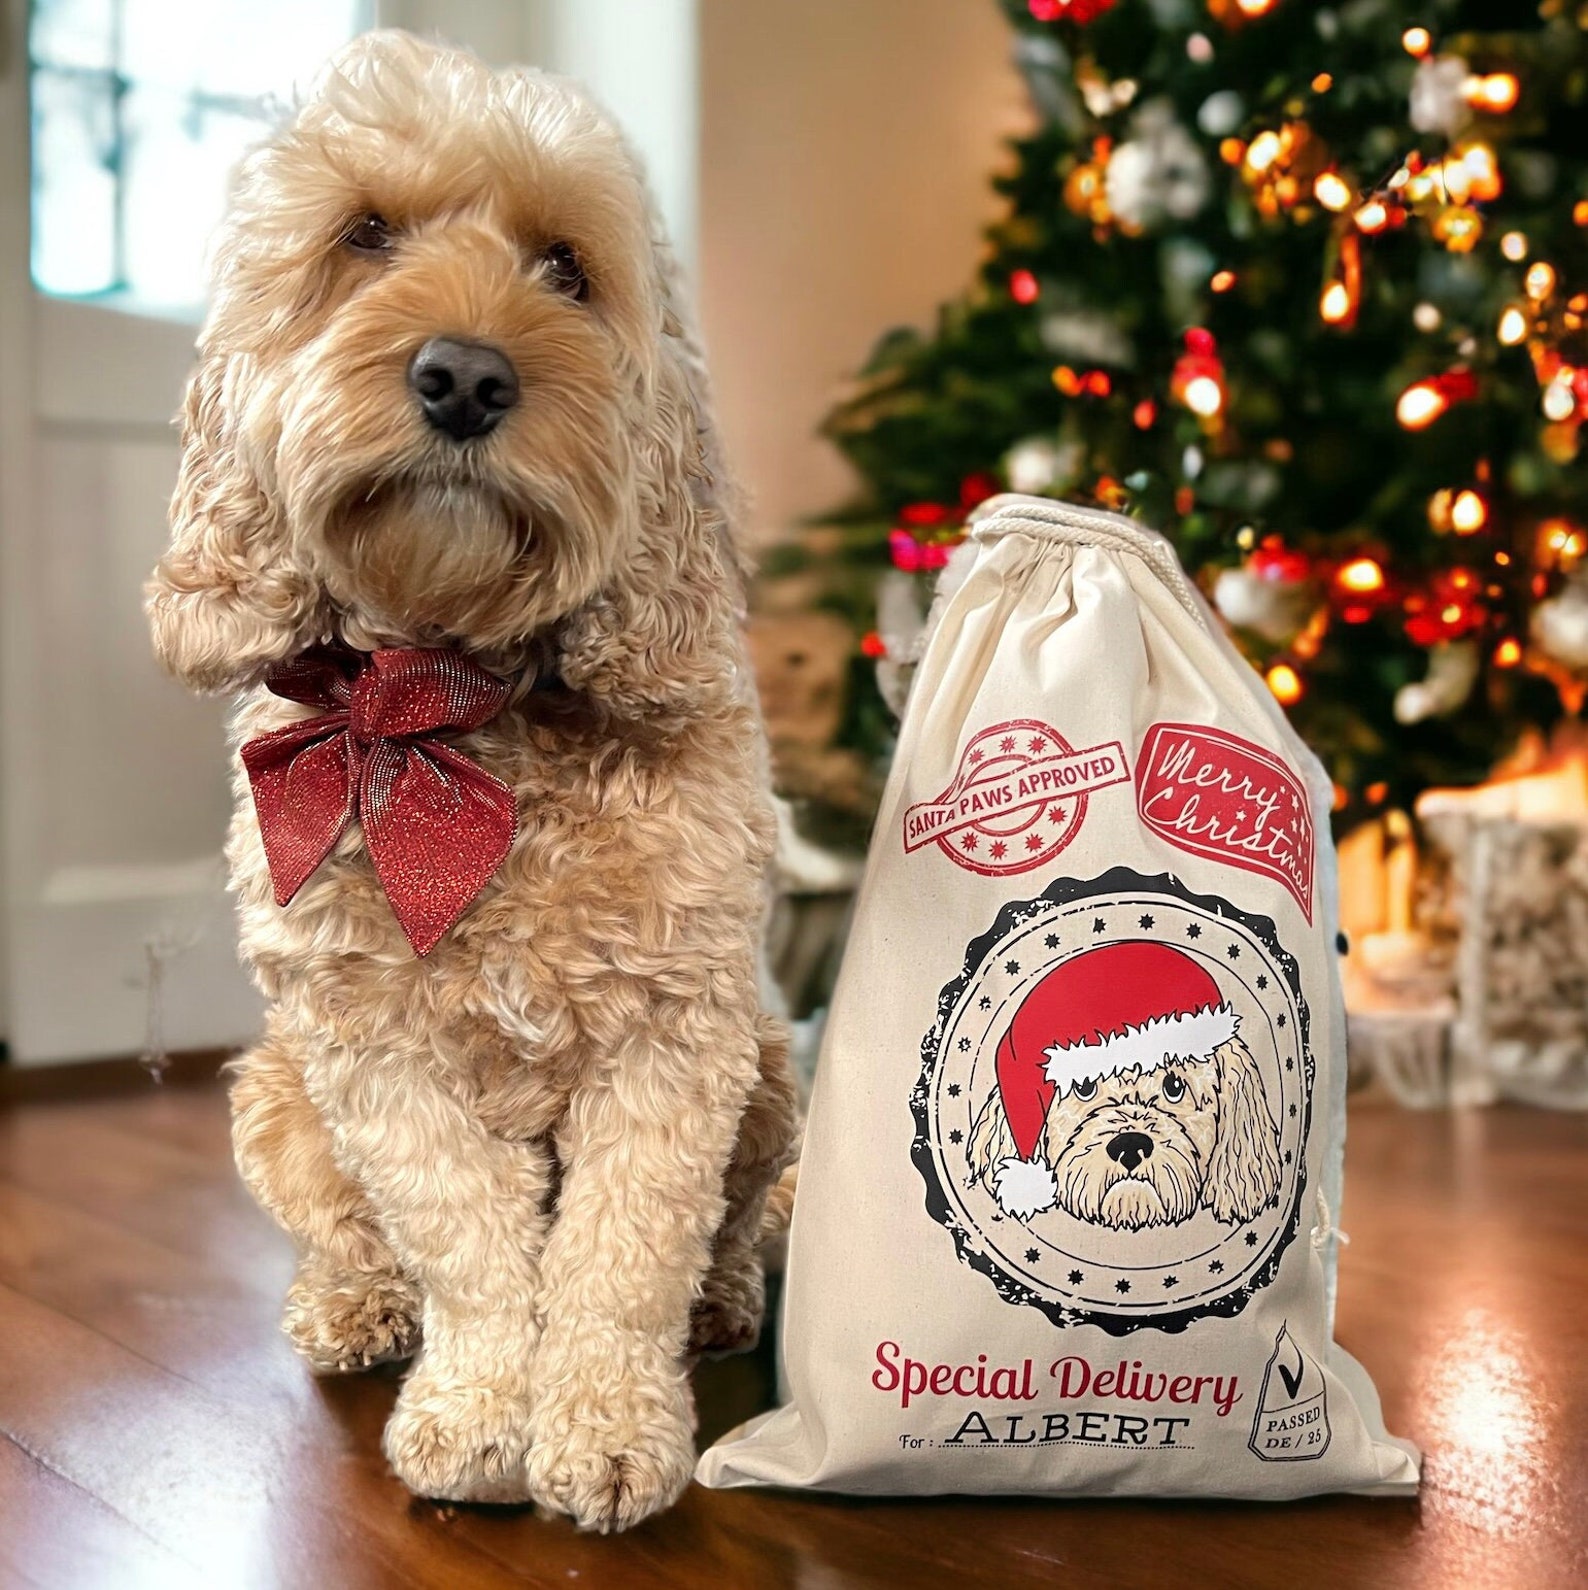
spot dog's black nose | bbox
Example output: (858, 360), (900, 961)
(408, 337), (519, 441)
(1106, 1131), (1154, 1173)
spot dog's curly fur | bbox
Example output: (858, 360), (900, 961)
(144, 31), (797, 1529)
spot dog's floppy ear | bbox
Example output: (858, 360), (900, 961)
(554, 220), (748, 726)
(145, 348), (322, 694)
(1205, 1035), (1282, 1224)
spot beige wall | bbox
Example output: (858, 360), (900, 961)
(699, 0), (1029, 544)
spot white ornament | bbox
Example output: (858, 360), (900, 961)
(1038, 310), (1135, 368)
(1533, 581), (1588, 671)
(1197, 90), (1244, 139)
(1105, 99), (1210, 230)
(1213, 565), (1314, 646)
(1409, 55), (1472, 139)
(1393, 640), (1480, 724)
(1004, 437), (1061, 495)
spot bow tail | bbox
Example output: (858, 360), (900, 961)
(240, 720), (358, 906)
(360, 742), (518, 956)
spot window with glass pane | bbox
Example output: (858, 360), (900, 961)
(30, 0), (370, 317)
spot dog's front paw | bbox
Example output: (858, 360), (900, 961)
(527, 1372), (695, 1531)
(383, 1377), (533, 1503)
(283, 1262), (421, 1373)
(689, 1253), (765, 1356)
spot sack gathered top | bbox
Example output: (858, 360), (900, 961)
(700, 494), (1419, 1500)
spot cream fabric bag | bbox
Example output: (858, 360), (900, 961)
(701, 496), (1418, 1499)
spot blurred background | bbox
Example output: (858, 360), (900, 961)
(3, 0), (1587, 1119)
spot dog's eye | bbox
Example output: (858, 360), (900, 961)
(1070, 1076), (1098, 1102)
(540, 242), (588, 301)
(1161, 1071), (1187, 1104)
(344, 214), (394, 253)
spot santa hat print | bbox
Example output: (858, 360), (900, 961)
(991, 941), (1239, 1219)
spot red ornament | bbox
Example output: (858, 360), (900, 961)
(897, 501), (954, 528)
(860, 630), (889, 659)
(1402, 567), (1488, 646)
(959, 473), (1001, 510)
(1009, 268), (1040, 305)
(1248, 540), (1311, 585)
(241, 646), (517, 957)
(1172, 329), (1226, 416)
(1029, 0), (1117, 20)
(889, 527), (960, 574)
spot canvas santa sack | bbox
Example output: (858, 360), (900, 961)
(700, 495), (1418, 1500)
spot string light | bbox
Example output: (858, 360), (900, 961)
(1320, 281), (1353, 324)
(1245, 131), (1282, 174)
(1236, 0), (1277, 13)
(1526, 261), (1557, 301)
(1414, 303), (1442, 332)
(1494, 638), (1522, 668)
(1500, 230), (1529, 262)
(1465, 73), (1520, 114)
(1575, 200), (1588, 227)
(1314, 171), (1353, 212)
(1398, 381), (1449, 429)
(1266, 663), (1304, 705)
(1185, 375), (1224, 416)
(1450, 490), (1488, 534)
(1498, 306), (1530, 345)
(1543, 378), (1578, 421)
(1338, 557), (1386, 594)
(1210, 269), (1237, 292)
(1312, 73), (1333, 93)
(1402, 26), (1432, 57)
(1355, 199), (1390, 234)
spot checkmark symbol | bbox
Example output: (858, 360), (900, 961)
(1278, 1355), (1304, 1400)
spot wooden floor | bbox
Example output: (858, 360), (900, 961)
(0, 1081), (1583, 1590)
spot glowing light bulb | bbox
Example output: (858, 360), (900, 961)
(1543, 379), (1577, 422)
(1266, 663), (1303, 705)
(1494, 637), (1522, 668)
(1246, 131), (1282, 174)
(1009, 268), (1040, 305)
(1338, 557), (1385, 594)
(1466, 73), (1520, 113)
(1184, 375), (1224, 417)
(1526, 261), (1557, 301)
(1320, 282), (1352, 324)
(1402, 26), (1432, 57)
(1461, 143), (1502, 202)
(1354, 199), (1390, 234)
(1397, 381), (1448, 430)
(1314, 171), (1353, 212)
(1500, 230), (1529, 262)
(1575, 200), (1588, 227)
(1414, 303), (1442, 332)
(1237, 0), (1276, 13)
(1498, 306), (1530, 346)
(1450, 490), (1488, 534)
(1312, 73), (1334, 93)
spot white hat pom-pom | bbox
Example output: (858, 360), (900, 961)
(993, 1155), (1058, 1220)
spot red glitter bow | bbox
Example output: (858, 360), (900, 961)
(241, 646), (517, 956)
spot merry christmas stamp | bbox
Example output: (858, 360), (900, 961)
(1135, 723), (1315, 922)
(904, 719), (1130, 877)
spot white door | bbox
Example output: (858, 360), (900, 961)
(0, 0), (698, 1065)
(0, 0), (369, 1064)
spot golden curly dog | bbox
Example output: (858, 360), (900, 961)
(145, 31), (797, 1530)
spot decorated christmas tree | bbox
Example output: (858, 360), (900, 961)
(792, 0), (1588, 831)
